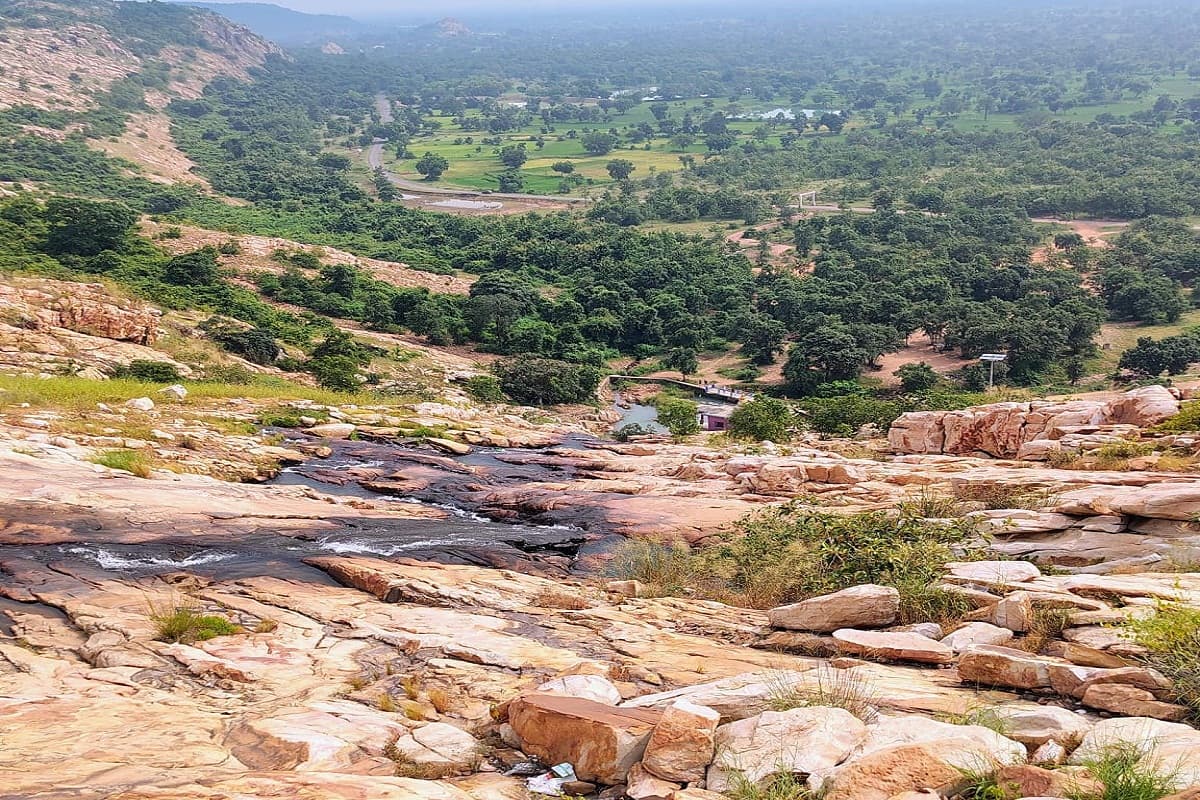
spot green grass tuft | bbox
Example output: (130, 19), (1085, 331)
(150, 606), (242, 644)
(1068, 742), (1179, 800)
(89, 449), (152, 478)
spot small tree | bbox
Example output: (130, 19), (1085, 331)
(307, 355), (361, 392)
(729, 397), (792, 442)
(499, 144), (528, 168)
(493, 356), (602, 405)
(415, 152), (450, 181)
(497, 169), (524, 193)
(655, 395), (700, 437)
(606, 159), (636, 181)
(164, 247), (221, 286)
(895, 362), (939, 393)
(581, 131), (617, 156)
(551, 161), (575, 174)
(663, 347), (699, 378)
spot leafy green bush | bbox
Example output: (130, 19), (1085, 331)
(796, 395), (905, 436)
(258, 405), (328, 427)
(613, 422), (653, 441)
(308, 355), (362, 392)
(1122, 603), (1200, 722)
(112, 359), (182, 383)
(493, 356), (602, 405)
(728, 396), (792, 442)
(896, 362), (940, 393)
(609, 506), (983, 613)
(603, 539), (697, 597)
(654, 395), (700, 437)
(1157, 401), (1200, 432)
(463, 374), (505, 403)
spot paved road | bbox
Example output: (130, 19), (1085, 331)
(369, 94), (587, 205)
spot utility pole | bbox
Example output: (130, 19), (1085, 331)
(980, 353), (1007, 390)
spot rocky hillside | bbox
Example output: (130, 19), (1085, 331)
(0, 0), (281, 186)
(0, 0), (280, 112)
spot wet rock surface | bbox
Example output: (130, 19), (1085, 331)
(2, 389), (1200, 800)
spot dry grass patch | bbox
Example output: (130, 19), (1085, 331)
(954, 483), (1059, 511)
(764, 666), (879, 723)
(530, 586), (594, 610)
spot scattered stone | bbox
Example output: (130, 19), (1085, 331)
(970, 592), (1033, 633)
(507, 694), (662, 784)
(997, 705), (1093, 748)
(946, 560), (1042, 585)
(832, 629), (954, 665)
(994, 764), (1103, 799)
(642, 699), (720, 783)
(706, 708), (867, 793)
(753, 630), (838, 656)
(124, 397), (154, 412)
(852, 714), (1027, 770)
(307, 423), (356, 439)
(940, 622), (1014, 654)
(606, 580), (645, 598)
(1031, 740), (1068, 766)
(535, 675), (624, 706)
(1070, 718), (1200, 789)
(820, 743), (966, 800)
(1043, 640), (1130, 669)
(768, 584), (900, 633)
(426, 437), (471, 456)
(159, 384), (187, 400)
(1081, 684), (1188, 722)
(626, 762), (680, 800)
(891, 622), (944, 640)
(957, 645), (1057, 690)
(671, 790), (727, 800)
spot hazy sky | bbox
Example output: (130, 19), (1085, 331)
(198, 0), (737, 19)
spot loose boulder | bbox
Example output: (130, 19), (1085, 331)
(1081, 684), (1188, 722)
(820, 743), (966, 800)
(768, 585), (900, 633)
(940, 622), (1014, 654)
(706, 707), (867, 793)
(641, 700), (720, 783)
(308, 423), (356, 439)
(507, 694), (662, 784)
(831, 629), (954, 665)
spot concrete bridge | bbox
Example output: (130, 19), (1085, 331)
(608, 375), (754, 403)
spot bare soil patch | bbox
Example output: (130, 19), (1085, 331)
(873, 336), (970, 385)
(141, 221), (474, 296)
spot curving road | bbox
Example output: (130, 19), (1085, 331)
(369, 94), (588, 206)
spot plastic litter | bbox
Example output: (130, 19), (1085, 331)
(526, 773), (566, 796)
(526, 763), (577, 796)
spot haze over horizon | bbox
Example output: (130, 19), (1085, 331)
(185, 0), (825, 22)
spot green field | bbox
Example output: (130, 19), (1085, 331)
(349, 67), (1200, 196)
(376, 98), (819, 194)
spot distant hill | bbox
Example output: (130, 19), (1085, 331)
(166, 1), (368, 44)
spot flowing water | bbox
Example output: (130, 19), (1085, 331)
(1, 434), (612, 582)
